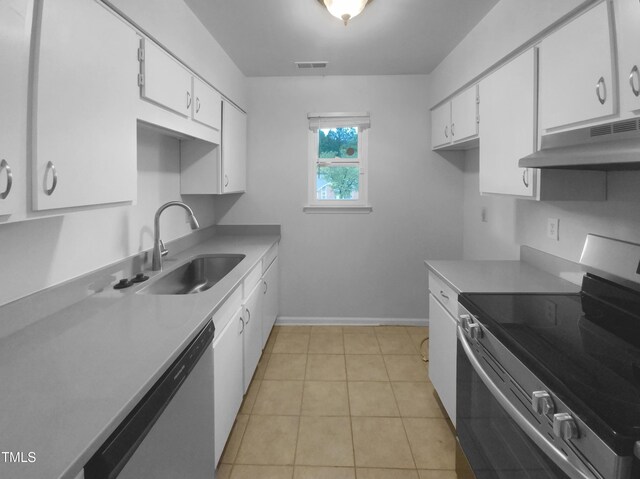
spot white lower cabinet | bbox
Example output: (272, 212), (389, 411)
(242, 281), (263, 393)
(428, 272), (458, 426)
(262, 256), (279, 348)
(212, 307), (244, 466)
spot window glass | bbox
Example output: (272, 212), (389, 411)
(318, 127), (359, 159)
(316, 165), (360, 200)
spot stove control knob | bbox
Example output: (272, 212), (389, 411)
(553, 413), (579, 440)
(532, 391), (555, 415)
(468, 323), (483, 340)
(459, 314), (471, 332)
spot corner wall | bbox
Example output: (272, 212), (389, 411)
(215, 75), (464, 320)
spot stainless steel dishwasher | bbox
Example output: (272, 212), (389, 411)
(84, 320), (215, 479)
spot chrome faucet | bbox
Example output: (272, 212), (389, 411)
(152, 201), (200, 271)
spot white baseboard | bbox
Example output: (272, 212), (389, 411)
(276, 316), (429, 327)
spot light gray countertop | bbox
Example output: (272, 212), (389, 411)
(0, 233), (279, 479)
(426, 260), (581, 294)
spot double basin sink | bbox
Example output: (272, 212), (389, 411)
(140, 254), (245, 295)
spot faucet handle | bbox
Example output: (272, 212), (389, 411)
(160, 240), (168, 257)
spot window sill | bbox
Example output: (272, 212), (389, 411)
(303, 205), (373, 214)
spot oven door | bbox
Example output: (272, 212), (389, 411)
(456, 327), (591, 479)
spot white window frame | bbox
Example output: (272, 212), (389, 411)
(304, 112), (372, 213)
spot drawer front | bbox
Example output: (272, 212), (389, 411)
(428, 271), (458, 317)
(211, 286), (242, 332)
(243, 263), (262, 299)
(262, 243), (279, 273)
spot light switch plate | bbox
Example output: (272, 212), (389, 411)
(547, 218), (559, 241)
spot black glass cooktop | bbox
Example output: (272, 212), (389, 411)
(459, 274), (640, 455)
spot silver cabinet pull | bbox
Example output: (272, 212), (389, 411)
(245, 308), (251, 324)
(522, 168), (529, 188)
(224, 174), (229, 187)
(263, 280), (268, 295)
(451, 122), (455, 137)
(630, 66), (640, 97)
(439, 290), (449, 301)
(186, 91), (192, 109)
(596, 76), (607, 105)
(444, 125), (449, 139)
(44, 161), (58, 196)
(239, 317), (245, 334)
(196, 97), (201, 113)
(0, 159), (13, 200)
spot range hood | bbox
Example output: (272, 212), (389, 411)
(519, 118), (640, 170)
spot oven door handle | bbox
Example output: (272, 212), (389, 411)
(457, 325), (598, 479)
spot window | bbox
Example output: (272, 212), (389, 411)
(305, 112), (371, 213)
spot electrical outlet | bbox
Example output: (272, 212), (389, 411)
(547, 218), (559, 241)
(481, 207), (488, 223)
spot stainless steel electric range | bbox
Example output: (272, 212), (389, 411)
(456, 235), (640, 479)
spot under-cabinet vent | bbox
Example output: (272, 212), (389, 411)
(590, 119), (639, 137)
(295, 61), (329, 69)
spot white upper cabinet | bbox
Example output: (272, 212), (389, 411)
(451, 85), (479, 143)
(615, 0), (640, 114)
(538, 1), (616, 132)
(480, 50), (536, 197)
(221, 100), (247, 194)
(0, 0), (30, 217)
(32, 0), (138, 211)
(139, 38), (193, 118)
(192, 77), (222, 130)
(431, 85), (479, 150)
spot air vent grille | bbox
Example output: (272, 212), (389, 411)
(590, 119), (640, 138)
(613, 119), (639, 134)
(295, 61), (328, 69)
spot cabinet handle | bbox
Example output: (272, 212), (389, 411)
(0, 160), (13, 200)
(444, 125), (449, 138)
(630, 66), (640, 97)
(245, 308), (251, 324)
(196, 97), (201, 113)
(186, 91), (192, 109)
(440, 290), (449, 301)
(239, 317), (245, 334)
(596, 77), (607, 105)
(522, 168), (529, 188)
(44, 161), (58, 196)
(224, 174), (229, 187)
(451, 122), (455, 137)
(263, 280), (268, 295)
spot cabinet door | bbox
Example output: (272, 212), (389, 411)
(33, 0), (138, 210)
(451, 85), (478, 143)
(193, 77), (222, 130)
(243, 282), (263, 392)
(428, 294), (457, 426)
(0, 0), (30, 217)
(140, 38), (193, 118)
(221, 100), (247, 193)
(479, 50), (536, 197)
(431, 102), (451, 149)
(615, 0), (640, 114)
(213, 307), (244, 466)
(262, 257), (279, 349)
(538, 1), (615, 131)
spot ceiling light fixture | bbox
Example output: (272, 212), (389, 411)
(317, 0), (373, 26)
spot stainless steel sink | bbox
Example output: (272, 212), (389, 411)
(140, 254), (245, 295)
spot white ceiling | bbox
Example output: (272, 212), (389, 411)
(183, 0), (499, 77)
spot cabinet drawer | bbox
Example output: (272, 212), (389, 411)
(243, 263), (262, 299)
(262, 243), (278, 273)
(428, 271), (458, 318)
(211, 286), (242, 332)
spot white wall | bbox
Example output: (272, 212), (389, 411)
(215, 75), (464, 320)
(429, 0), (588, 105)
(463, 152), (640, 262)
(0, 128), (216, 307)
(105, 0), (247, 108)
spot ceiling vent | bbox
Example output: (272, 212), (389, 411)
(295, 61), (329, 70)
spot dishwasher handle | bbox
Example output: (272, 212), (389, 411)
(85, 320), (215, 479)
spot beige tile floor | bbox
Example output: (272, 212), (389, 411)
(216, 325), (458, 479)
